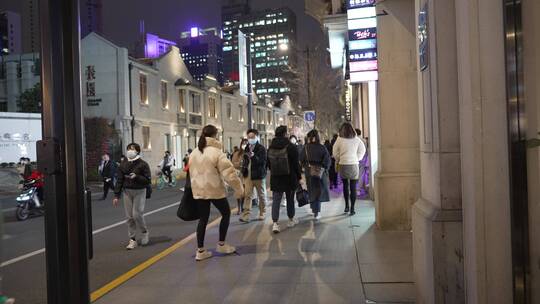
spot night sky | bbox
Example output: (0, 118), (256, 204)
(0, 0), (326, 51)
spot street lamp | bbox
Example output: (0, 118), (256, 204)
(278, 43), (289, 52)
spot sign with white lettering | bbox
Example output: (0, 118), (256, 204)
(347, 2), (378, 83)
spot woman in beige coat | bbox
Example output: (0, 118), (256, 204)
(231, 138), (248, 214)
(189, 125), (244, 261)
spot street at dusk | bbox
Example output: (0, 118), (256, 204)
(0, 0), (538, 303)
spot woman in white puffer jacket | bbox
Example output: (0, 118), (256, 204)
(332, 123), (366, 215)
(189, 125), (244, 261)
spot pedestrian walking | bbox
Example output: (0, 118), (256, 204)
(240, 128), (268, 223)
(329, 134), (339, 189)
(113, 143), (152, 250)
(188, 125), (244, 261)
(158, 151), (175, 186)
(333, 123), (366, 215)
(268, 126), (302, 233)
(300, 129), (331, 220)
(98, 153), (116, 200)
(182, 149), (193, 171)
(232, 138), (248, 215)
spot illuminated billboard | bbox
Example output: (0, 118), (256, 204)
(347, 1), (378, 83)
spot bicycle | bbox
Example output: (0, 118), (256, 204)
(156, 168), (177, 190)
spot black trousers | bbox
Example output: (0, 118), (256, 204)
(102, 179), (114, 199)
(342, 178), (358, 210)
(196, 198), (231, 248)
(329, 159), (338, 187)
(162, 166), (172, 183)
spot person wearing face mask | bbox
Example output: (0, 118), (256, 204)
(98, 153), (116, 200)
(240, 128), (268, 223)
(113, 143), (152, 250)
(232, 138), (248, 214)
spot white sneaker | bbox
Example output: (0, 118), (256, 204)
(216, 243), (236, 254)
(272, 222), (280, 233)
(281, 200), (286, 207)
(287, 218), (298, 228)
(140, 232), (149, 246)
(258, 213), (266, 221)
(315, 214), (322, 221)
(196, 249), (213, 261)
(126, 239), (137, 250)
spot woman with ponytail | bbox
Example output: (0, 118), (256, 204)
(188, 125), (244, 261)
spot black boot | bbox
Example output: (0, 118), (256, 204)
(344, 203), (349, 214)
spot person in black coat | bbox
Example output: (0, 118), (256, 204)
(268, 126), (302, 233)
(300, 129), (331, 220)
(99, 153), (116, 200)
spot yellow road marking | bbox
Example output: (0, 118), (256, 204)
(90, 208), (237, 302)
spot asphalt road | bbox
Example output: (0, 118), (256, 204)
(0, 183), (228, 304)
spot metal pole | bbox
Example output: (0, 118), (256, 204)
(39, 0), (90, 302)
(247, 37), (253, 130)
(128, 63), (135, 143)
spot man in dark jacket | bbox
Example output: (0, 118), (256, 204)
(268, 126), (301, 233)
(240, 128), (268, 223)
(99, 153), (116, 200)
(113, 143), (152, 250)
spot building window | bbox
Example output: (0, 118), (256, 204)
(227, 103), (232, 120)
(142, 126), (151, 150)
(208, 97), (217, 118)
(178, 89), (185, 113)
(267, 111), (273, 125)
(239, 104), (244, 122)
(164, 134), (171, 152)
(191, 93), (201, 114)
(161, 81), (168, 109)
(257, 108), (263, 124)
(139, 73), (148, 104)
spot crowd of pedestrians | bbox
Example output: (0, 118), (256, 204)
(107, 122), (368, 262)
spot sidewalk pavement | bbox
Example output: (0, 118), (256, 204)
(94, 193), (415, 304)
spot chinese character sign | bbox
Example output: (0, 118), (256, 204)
(86, 65), (96, 97)
(347, 2), (378, 83)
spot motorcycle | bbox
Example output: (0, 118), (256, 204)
(15, 179), (44, 221)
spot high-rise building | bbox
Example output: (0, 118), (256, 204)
(222, 6), (297, 101)
(0, 11), (22, 55)
(22, 0), (39, 53)
(81, 0), (103, 37)
(178, 27), (224, 85)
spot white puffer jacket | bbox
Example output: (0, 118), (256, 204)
(189, 137), (244, 200)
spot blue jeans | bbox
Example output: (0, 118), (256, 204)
(272, 191), (295, 222)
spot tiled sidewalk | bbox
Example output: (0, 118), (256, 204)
(95, 193), (415, 304)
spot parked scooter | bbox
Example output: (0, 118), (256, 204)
(15, 178), (44, 221)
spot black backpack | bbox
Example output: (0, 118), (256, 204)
(268, 145), (290, 176)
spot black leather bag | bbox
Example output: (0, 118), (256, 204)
(296, 187), (310, 207)
(176, 173), (199, 221)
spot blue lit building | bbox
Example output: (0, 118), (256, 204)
(178, 27), (224, 85)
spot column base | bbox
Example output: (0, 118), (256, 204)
(412, 198), (464, 304)
(374, 171), (420, 230)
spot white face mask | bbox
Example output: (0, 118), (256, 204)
(290, 138), (297, 144)
(126, 150), (138, 160)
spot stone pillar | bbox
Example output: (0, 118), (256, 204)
(375, 0), (420, 230)
(411, 0), (464, 302)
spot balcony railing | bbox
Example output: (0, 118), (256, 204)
(189, 114), (202, 126)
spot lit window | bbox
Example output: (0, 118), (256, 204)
(238, 104), (244, 122)
(227, 103), (232, 120)
(178, 89), (185, 113)
(161, 81), (168, 109)
(139, 73), (148, 104)
(142, 126), (151, 150)
(191, 93), (201, 114)
(208, 97), (217, 118)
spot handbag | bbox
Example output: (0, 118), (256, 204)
(305, 145), (324, 179)
(296, 187), (310, 207)
(176, 172), (199, 221)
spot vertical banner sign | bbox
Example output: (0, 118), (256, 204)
(85, 65), (102, 106)
(345, 81), (352, 121)
(418, 4), (429, 71)
(238, 30), (248, 96)
(347, 0), (378, 83)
